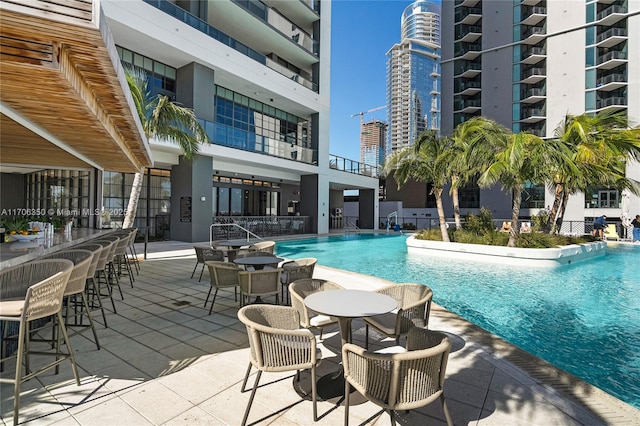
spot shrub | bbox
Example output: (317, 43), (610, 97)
(463, 208), (496, 235)
(402, 223), (416, 230)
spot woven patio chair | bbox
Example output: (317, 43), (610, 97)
(39, 249), (100, 350)
(112, 230), (136, 286)
(238, 268), (282, 306)
(343, 327), (453, 426)
(237, 304), (319, 426)
(364, 283), (433, 349)
(248, 240), (275, 254)
(204, 261), (241, 315)
(280, 257), (317, 305)
(93, 236), (123, 302)
(289, 278), (343, 340)
(0, 259), (80, 425)
(191, 246), (225, 282)
(73, 243), (109, 327)
(89, 239), (119, 314)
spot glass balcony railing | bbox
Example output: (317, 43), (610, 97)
(597, 4), (627, 21)
(329, 155), (381, 178)
(597, 50), (627, 64)
(198, 118), (318, 165)
(596, 97), (627, 109)
(597, 73), (626, 86)
(597, 27), (627, 43)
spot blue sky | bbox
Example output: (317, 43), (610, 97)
(329, 0), (411, 162)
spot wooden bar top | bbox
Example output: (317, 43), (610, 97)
(0, 228), (117, 269)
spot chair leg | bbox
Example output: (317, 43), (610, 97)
(198, 264), (206, 282)
(441, 395), (454, 426)
(86, 277), (108, 327)
(344, 376), (350, 426)
(190, 261), (199, 279)
(365, 324), (370, 350)
(12, 321), (26, 425)
(204, 286), (213, 308)
(79, 292), (101, 350)
(208, 288), (220, 315)
(56, 311), (81, 386)
(241, 363), (253, 392)
(241, 370), (262, 426)
(388, 409), (397, 425)
(311, 366), (318, 421)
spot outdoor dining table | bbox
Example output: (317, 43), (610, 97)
(233, 255), (283, 270)
(215, 238), (262, 249)
(302, 289), (397, 400)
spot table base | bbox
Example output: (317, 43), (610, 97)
(292, 369), (354, 402)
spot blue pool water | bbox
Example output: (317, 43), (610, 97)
(276, 234), (640, 409)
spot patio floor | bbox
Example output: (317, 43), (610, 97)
(1, 239), (639, 425)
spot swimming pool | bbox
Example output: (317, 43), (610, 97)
(276, 234), (640, 409)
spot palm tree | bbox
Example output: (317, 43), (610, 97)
(384, 130), (451, 242)
(121, 66), (209, 229)
(476, 131), (548, 247)
(547, 111), (640, 233)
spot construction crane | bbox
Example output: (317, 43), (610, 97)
(350, 105), (386, 126)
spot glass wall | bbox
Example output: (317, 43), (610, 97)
(213, 175), (281, 216)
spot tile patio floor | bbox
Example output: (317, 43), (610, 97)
(1, 240), (639, 425)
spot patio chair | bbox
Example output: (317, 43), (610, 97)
(364, 283), (433, 349)
(39, 249), (100, 350)
(237, 304), (319, 426)
(280, 257), (317, 305)
(289, 278), (343, 339)
(604, 224), (620, 241)
(72, 243), (109, 327)
(342, 327), (453, 426)
(238, 268), (282, 306)
(204, 261), (241, 315)
(248, 240), (275, 254)
(0, 259), (80, 425)
(191, 246), (225, 282)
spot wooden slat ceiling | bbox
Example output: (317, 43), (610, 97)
(0, 0), (152, 173)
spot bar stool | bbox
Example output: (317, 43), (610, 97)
(94, 236), (123, 302)
(73, 243), (109, 327)
(39, 249), (100, 350)
(0, 259), (80, 425)
(88, 239), (119, 314)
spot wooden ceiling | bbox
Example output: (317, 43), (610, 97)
(0, 0), (152, 173)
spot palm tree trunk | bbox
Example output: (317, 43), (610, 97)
(508, 186), (523, 248)
(555, 190), (570, 234)
(434, 187), (450, 242)
(548, 183), (564, 234)
(451, 175), (462, 229)
(123, 171), (144, 229)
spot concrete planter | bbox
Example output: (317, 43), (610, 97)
(406, 234), (606, 268)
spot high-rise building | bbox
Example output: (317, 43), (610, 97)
(386, 0), (442, 157)
(440, 0), (639, 224)
(360, 120), (388, 168)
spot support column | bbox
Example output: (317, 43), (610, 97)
(170, 155), (213, 242)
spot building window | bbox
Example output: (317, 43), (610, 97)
(116, 46), (177, 99)
(522, 183), (546, 208)
(585, 187), (619, 208)
(458, 184), (480, 208)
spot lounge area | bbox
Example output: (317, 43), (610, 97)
(1, 239), (637, 425)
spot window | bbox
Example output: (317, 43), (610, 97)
(585, 187), (619, 208)
(459, 184), (480, 208)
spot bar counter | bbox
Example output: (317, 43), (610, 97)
(0, 228), (117, 269)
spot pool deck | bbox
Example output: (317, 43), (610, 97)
(1, 238), (639, 425)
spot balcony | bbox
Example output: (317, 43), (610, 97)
(596, 4), (627, 26)
(596, 27), (627, 48)
(521, 6), (546, 26)
(596, 50), (627, 69)
(454, 61), (481, 78)
(521, 87), (546, 103)
(520, 108), (546, 123)
(520, 46), (546, 65)
(595, 96), (627, 111)
(521, 26), (545, 44)
(455, 0), (481, 7)
(454, 99), (481, 113)
(455, 7), (482, 25)
(454, 42), (482, 60)
(455, 24), (482, 42)
(520, 0), (542, 5)
(329, 155), (380, 178)
(596, 73), (627, 91)
(520, 67), (546, 84)
(454, 80), (481, 95)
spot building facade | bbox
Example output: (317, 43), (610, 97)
(360, 120), (387, 168)
(386, 0), (442, 157)
(440, 0), (640, 228)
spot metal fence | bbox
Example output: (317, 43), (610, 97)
(211, 216), (310, 239)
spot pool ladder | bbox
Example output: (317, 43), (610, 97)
(344, 220), (360, 234)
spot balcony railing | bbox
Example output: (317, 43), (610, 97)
(143, 0), (318, 92)
(597, 27), (627, 43)
(522, 67), (545, 78)
(522, 26), (545, 38)
(521, 108), (545, 118)
(454, 6), (482, 22)
(522, 87), (545, 98)
(198, 118), (318, 164)
(596, 96), (627, 108)
(597, 4), (627, 21)
(329, 155), (380, 178)
(597, 73), (626, 86)
(597, 50), (627, 64)
(454, 42), (481, 56)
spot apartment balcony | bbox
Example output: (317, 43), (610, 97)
(454, 80), (481, 95)
(455, 0), (481, 8)
(262, 0), (320, 20)
(520, 108), (546, 123)
(520, 6), (546, 26)
(596, 27), (627, 48)
(520, 0), (542, 6)
(596, 73), (627, 91)
(521, 87), (546, 103)
(521, 26), (545, 44)
(595, 96), (627, 111)
(521, 126), (545, 137)
(455, 7), (482, 25)
(520, 46), (546, 65)
(520, 67), (546, 84)
(596, 50), (627, 69)
(455, 24), (482, 42)
(596, 4), (627, 26)
(454, 99), (481, 113)
(454, 61), (481, 78)
(454, 42), (482, 60)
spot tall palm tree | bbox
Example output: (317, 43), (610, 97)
(547, 111), (640, 233)
(476, 131), (548, 247)
(122, 66), (209, 229)
(384, 130), (451, 242)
